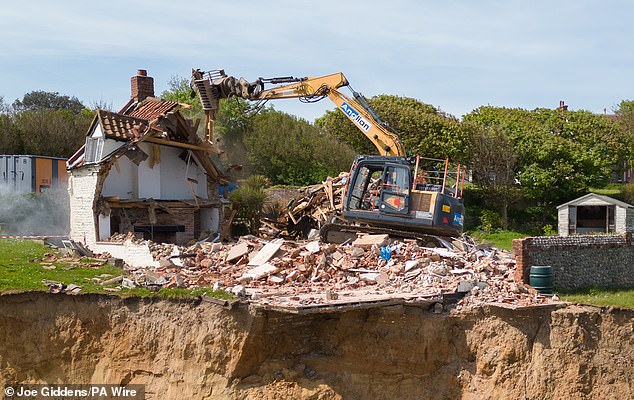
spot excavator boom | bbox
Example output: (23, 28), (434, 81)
(191, 69), (406, 157)
(191, 67), (465, 242)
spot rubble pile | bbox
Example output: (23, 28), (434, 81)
(115, 233), (554, 309)
(260, 173), (349, 238)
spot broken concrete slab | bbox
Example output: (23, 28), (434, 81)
(122, 278), (136, 289)
(304, 241), (321, 254)
(404, 259), (419, 272)
(241, 263), (280, 281)
(101, 275), (124, 285)
(227, 242), (250, 263)
(248, 239), (284, 266)
(352, 234), (389, 249)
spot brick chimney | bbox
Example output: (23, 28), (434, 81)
(559, 100), (568, 111)
(131, 69), (154, 102)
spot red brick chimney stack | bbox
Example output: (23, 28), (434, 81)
(131, 69), (154, 102)
(559, 100), (568, 111)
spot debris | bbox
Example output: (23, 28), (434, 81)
(241, 263), (280, 281)
(109, 231), (555, 310)
(305, 241), (321, 254)
(66, 284), (82, 294)
(352, 234), (389, 249)
(227, 242), (250, 263)
(101, 276), (124, 286)
(121, 278), (136, 289)
(248, 239), (284, 266)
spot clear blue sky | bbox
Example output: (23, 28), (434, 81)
(1, 1), (632, 121)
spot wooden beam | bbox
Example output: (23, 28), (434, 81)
(143, 136), (211, 152)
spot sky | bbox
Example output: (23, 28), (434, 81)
(1, 1), (632, 122)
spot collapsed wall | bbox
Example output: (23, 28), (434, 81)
(0, 292), (633, 400)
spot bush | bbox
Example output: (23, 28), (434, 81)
(479, 209), (503, 233)
(542, 224), (556, 236)
(229, 175), (268, 235)
(622, 183), (634, 205)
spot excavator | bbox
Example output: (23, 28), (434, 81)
(191, 69), (465, 245)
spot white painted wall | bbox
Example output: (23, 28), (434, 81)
(158, 148), (208, 200)
(68, 165), (100, 246)
(137, 142), (161, 199)
(91, 240), (159, 268)
(558, 207), (569, 236)
(101, 137), (124, 160)
(102, 155), (138, 199)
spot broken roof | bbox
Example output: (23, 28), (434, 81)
(94, 109), (149, 141)
(68, 93), (225, 182)
(119, 96), (180, 121)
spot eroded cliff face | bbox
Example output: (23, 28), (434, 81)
(0, 293), (632, 399)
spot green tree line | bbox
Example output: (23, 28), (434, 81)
(4, 78), (634, 234)
(0, 91), (93, 157)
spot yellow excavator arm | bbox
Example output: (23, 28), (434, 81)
(191, 69), (406, 157)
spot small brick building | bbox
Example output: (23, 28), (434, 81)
(67, 70), (228, 250)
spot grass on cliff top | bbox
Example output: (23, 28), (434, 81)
(559, 288), (634, 309)
(0, 238), (231, 300)
(468, 230), (528, 251)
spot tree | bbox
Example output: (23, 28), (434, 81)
(0, 110), (22, 154)
(0, 96), (11, 113)
(615, 100), (634, 174)
(229, 175), (268, 235)
(464, 122), (521, 229)
(463, 106), (625, 227)
(245, 109), (356, 185)
(12, 91), (85, 114)
(160, 75), (203, 116)
(316, 94), (467, 161)
(13, 109), (92, 157)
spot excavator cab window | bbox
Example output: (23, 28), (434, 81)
(378, 164), (410, 214)
(347, 163), (410, 214)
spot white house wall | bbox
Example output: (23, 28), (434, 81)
(615, 207), (626, 232)
(102, 155), (138, 199)
(137, 142), (161, 199)
(91, 125), (103, 139)
(97, 143), (210, 202)
(158, 147), (208, 200)
(200, 207), (220, 233)
(101, 137), (124, 161)
(68, 165), (100, 247)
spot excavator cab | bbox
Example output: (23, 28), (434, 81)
(343, 155), (464, 239)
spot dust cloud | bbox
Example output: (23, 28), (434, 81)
(0, 184), (69, 236)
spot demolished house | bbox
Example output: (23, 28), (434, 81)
(66, 70), (228, 261)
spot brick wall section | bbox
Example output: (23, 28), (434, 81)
(168, 208), (196, 244)
(118, 207), (197, 245)
(513, 234), (634, 290)
(68, 166), (100, 247)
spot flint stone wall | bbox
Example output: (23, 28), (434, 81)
(513, 234), (634, 290)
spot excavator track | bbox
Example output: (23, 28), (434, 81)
(319, 223), (453, 247)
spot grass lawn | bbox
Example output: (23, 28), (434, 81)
(559, 288), (634, 309)
(0, 238), (231, 299)
(468, 230), (529, 251)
